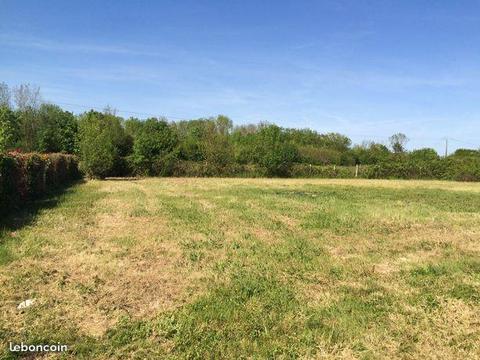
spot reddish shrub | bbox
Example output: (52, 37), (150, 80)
(0, 152), (81, 216)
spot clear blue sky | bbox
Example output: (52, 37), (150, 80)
(1, 0), (479, 152)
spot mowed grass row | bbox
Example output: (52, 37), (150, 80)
(1, 178), (480, 359)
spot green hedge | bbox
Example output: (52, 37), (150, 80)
(126, 158), (480, 181)
(0, 152), (81, 216)
(171, 161), (265, 178)
(290, 164), (370, 178)
(365, 158), (480, 181)
(169, 162), (370, 178)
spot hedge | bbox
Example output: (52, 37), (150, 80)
(0, 152), (81, 216)
(365, 158), (480, 181)
(171, 161), (265, 178)
(290, 164), (370, 178)
(126, 158), (480, 181)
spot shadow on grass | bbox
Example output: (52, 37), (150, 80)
(104, 177), (140, 181)
(0, 179), (86, 232)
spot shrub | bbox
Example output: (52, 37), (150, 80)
(37, 104), (78, 153)
(298, 146), (342, 165)
(0, 152), (80, 216)
(151, 152), (178, 177)
(364, 157), (480, 181)
(0, 106), (19, 152)
(25, 153), (46, 197)
(171, 160), (264, 178)
(131, 118), (177, 175)
(78, 111), (129, 179)
(444, 157), (480, 181)
(255, 125), (298, 177)
(291, 164), (368, 178)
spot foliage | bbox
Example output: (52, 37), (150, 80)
(174, 119), (209, 161)
(0, 82), (10, 108)
(298, 146), (342, 165)
(409, 148), (440, 161)
(254, 125), (298, 176)
(131, 118), (178, 175)
(291, 164), (367, 178)
(366, 156), (480, 181)
(352, 141), (390, 164)
(77, 111), (129, 178)
(0, 152), (80, 216)
(389, 133), (409, 153)
(451, 148), (480, 158)
(444, 157), (480, 181)
(37, 104), (78, 153)
(1, 81), (480, 181)
(0, 106), (20, 152)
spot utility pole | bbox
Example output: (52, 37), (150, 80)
(444, 137), (448, 157)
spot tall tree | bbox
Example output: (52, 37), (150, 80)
(37, 104), (78, 153)
(77, 110), (128, 178)
(0, 106), (20, 152)
(13, 84), (42, 110)
(389, 133), (409, 153)
(201, 115), (234, 167)
(13, 84), (43, 151)
(0, 82), (11, 108)
(255, 125), (298, 176)
(132, 118), (177, 175)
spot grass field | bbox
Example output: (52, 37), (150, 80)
(1, 178), (480, 359)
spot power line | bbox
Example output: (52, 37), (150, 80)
(46, 99), (480, 149)
(448, 137), (479, 147)
(51, 100), (189, 120)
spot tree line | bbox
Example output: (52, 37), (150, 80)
(1, 82), (479, 179)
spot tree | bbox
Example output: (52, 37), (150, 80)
(318, 133), (352, 152)
(201, 115), (234, 168)
(352, 141), (390, 164)
(298, 146), (342, 165)
(132, 118), (177, 175)
(389, 133), (409, 153)
(231, 124), (260, 164)
(37, 104), (78, 153)
(451, 149), (480, 158)
(77, 110), (128, 178)
(409, 148), (439, 161)
(0, 82), (11, 108)
(174, 119), (208, 161)
(255, 125), (298, 176)
(124, 118), (144, 139)
(0, 106), (19, 152)
(13, 84), (43, 151)
(13, 84), (42, 110)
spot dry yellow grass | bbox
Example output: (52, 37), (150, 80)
(1, 178), (479, 359)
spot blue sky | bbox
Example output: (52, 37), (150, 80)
(1, 0), (479, 152)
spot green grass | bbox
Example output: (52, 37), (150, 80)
(1, 178), (479, 359)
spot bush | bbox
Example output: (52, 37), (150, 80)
(78, 111), (129, 179)
(131, 118), (177, 176)
(291, 164), (368, 178)
(255, 125), (298, 177)
(298, 146), (342, 165)
(151, 152), (179, 177)
(0, 106), (20, 152)
(171, 160), (264, 178)
(444, 157), (480, 181)
(364, 157), (480, 181)
(0, 152), (80, 216)
(365, 160), (443, 180)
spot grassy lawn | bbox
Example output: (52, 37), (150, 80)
(1, 178), (480, 359)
